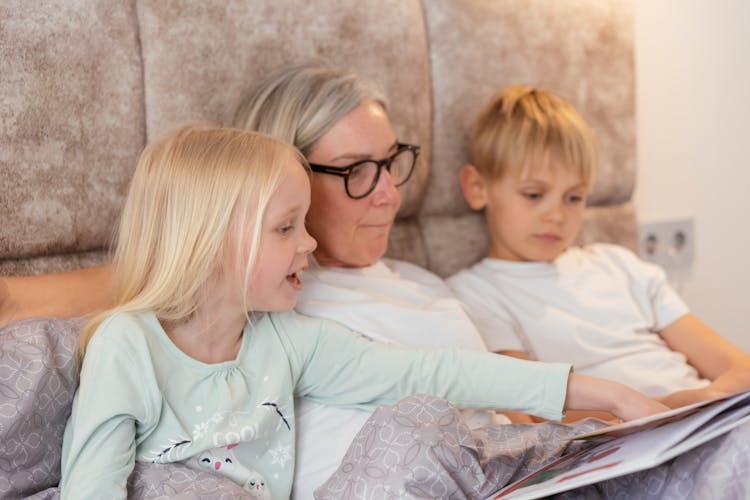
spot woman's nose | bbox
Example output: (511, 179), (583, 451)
(370, 167), (400, 204)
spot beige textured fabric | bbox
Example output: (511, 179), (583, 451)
(0, 0), (144, 273)
(1, 0), (636, 282)
(577, 203), (639, 251)
(420, 213), (490, 279)
(385, 219), (429, 269)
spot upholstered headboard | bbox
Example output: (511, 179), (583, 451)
(1, 0), (636, 280)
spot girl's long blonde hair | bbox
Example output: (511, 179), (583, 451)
(78, 124), (304, 358)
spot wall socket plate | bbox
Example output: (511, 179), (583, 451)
(638, 218), (694, 271)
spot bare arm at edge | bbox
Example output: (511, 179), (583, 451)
(0, 265), (113, 328)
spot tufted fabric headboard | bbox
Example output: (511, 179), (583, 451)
(1, 0), (636, 280)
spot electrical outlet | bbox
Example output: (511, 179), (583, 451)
(638, 218), (694, 271)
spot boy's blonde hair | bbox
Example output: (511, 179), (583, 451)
(233, 62), (386, 155)
(78, 124), (305, 357)
(469, 85), (598, 189)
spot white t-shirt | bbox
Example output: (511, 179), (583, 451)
(448, 244), (710, 398)
(291, 258), (501, 497)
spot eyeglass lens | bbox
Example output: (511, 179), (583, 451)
(347, 148), (415, 198)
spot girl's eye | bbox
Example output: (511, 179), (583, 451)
(522, 192), (541, 200)
(277, 224), (293, 235)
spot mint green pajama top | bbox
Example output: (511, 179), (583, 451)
(60, 310), (570, 499)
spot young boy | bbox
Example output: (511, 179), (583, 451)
(448, 85), (750, 409)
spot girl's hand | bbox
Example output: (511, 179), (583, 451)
(565, 373), (669, 421)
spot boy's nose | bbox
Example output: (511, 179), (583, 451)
(543, 203), (565, 222)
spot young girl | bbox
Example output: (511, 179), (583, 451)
(60, 124), (666, 499)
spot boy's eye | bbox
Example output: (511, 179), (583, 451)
(522, 191), (542, 200)
(567, 194), (585, 203)
(277, 224), (294, 235)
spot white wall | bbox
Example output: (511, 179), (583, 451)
(634, 1), (750, 350)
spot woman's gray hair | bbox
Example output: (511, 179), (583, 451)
(233, 62), (387, 156)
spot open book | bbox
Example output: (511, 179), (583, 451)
(489, 388), (750, 500)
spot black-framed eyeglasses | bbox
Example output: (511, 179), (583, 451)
(308, 143), (420, 199)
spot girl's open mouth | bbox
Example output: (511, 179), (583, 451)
(286, 271), (303, 290)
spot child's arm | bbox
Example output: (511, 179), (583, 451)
(0, 265), (113, 328)
(489, 350), (539, 423)
(657, 313), (750, 408)
(285, 315), (667, 422)
(61, 332), (154, 499)
(62, 416), (138, 499)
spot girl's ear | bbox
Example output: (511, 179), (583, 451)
(459, 164), (488, 210)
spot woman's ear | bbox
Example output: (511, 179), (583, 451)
(459, 164), (488, 210)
